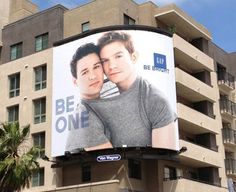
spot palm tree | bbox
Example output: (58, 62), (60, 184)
(0, 122), (41, 192)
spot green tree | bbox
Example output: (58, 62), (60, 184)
(0, 122), (40, 192)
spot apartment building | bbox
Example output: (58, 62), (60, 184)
(0, 0), (235, 191)
(209, 42), (236, 192)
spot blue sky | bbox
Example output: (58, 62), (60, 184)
(31, 0), (236, 53)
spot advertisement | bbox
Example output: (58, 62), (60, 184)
(51, 26), (179, 157)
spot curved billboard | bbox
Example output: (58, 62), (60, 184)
(51, 26), (179, 157)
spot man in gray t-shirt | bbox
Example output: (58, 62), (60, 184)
(92, 31), (178, 150)
(84, 76), (176, 148)
(65, 43), (112, 153)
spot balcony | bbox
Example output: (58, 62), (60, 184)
(177, 103), (218, 134)
(180, 133), (218, 152)
(173, 34), (214, 72)
(176, 68), (216, 103)
(163, 177), (227, 192)
(179, 139), (221, 167)
(225, 159), (236, 176)
(218, 70), (235, 92)
(222, 127), (236, 146)
(220, 98), (236, 118)
(155, 4), (211, 41)
(46, 180), (119, 192)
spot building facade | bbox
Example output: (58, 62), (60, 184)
(0, 0), (235, 191)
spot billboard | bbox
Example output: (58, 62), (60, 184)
(52, 26), (179, 157)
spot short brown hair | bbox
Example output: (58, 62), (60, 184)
(97, 31), (135, 54)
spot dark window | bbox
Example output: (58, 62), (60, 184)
(124, 14), (135, 25)
(10, 42), (22, 60)
(82, 164), (91, 182)
(8, 105), (19, 122)
(217, 63), (226, 73)
(196, 133), (217, 150)
(189, 171), (198, 180)
(82, 22), (90, 32)
(33, 132), (45, 158)
(9, 73), (20, 98)
(193, 100), (214, 118)
(164, 166), (176, 180)
(34, 65), (47, 90)
(191, 38), (209, 54)
(34, 98), (46, 124)
(128, 159), (141, 179)
(193, 70), (211, 86)
(32, 168), (44, 187)
(35, 33), (48, 52)
(198, 167), (220, 185)
(217, 63), (235, 89)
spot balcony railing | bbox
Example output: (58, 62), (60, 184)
(46, 180), (120, 192)
(163, 177), (227, 192)
(180, 136), (218, 152)
(164, 176), (221, 187)
(225, 158), (236, 174)
(179, 139), (221, 167)
(222, 127), (236, 145)
(220, 98), (236, 116)
(218, 70), (235, 89)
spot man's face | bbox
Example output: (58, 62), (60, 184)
(100, 41), (137, 90)
(74, 53), (104, 99)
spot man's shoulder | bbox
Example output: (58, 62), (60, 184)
(76, 101), (88, 112)
(139, 77), (164, 99)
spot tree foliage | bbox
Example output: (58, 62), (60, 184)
(0, 122), (40, 192)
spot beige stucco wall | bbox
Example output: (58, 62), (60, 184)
(0, 48), (57, 191)
(163, 178), (228, 192)
(64, 0), (120, 38)
(64, 0), (139, 38)
(9, 0), (38, 23)
(0, 0), (232, 191)
(0, 0), (10, 45)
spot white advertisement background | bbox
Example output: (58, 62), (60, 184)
(52, 30), (178, 157)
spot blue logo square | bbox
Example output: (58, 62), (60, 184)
(154, 53), (166, 69)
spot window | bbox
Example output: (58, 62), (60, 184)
(33, 132), (45, 158)
(128, 159), (141, 179)
(164, 166), (176, 180)
(9, 73), (20, 98)
(124, 14), (135, 25)
(82, 22), (90, 32)
(176, 168), (183, 179)
(8, 105), (19, 122)
(189, 171), (198, 180)
(32, 168), (44, 187)
(34, 98), (46, 124)
(35, 33), (48, 52)
(82, 164), (91, 182)
(10, 42), (22, 60)
(193, 100), (214, 119)
(34, 65), (47, 90)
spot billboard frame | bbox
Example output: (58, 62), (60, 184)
(52, 25), (178, 158)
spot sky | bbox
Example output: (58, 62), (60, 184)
(31, 0), (236, 53)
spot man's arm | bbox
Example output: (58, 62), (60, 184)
(152, 122), (178, 150)
(85, 141), (113, 151)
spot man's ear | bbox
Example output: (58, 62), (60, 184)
(131, 51), (139, 63)
(73, 77), (78, 86)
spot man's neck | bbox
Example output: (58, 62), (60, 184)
(81, 93), (100, 100)
(118, 74), (137, 93)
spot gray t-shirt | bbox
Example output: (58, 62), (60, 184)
(65, 102), (109, 153)
(84, 76), (176, 148)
